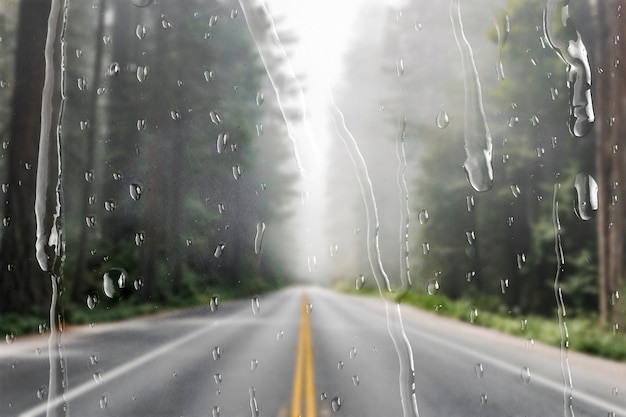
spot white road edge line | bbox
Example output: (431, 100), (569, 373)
(409, 326), (626, 415)
(19, 317), (225, 417)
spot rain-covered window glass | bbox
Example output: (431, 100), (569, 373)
(1, 0), (625, 416)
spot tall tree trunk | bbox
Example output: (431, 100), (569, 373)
(594, 0), (626, 327)
(0, 0), (51, 315)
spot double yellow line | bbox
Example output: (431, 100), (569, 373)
(290, 292), (316, 417)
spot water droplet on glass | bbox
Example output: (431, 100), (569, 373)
(37, 385), (47, 400)
(331, 396), (341, 412)
(254, 222), (265, 255)
(436, 110), (450, 129)
(108, 62), (120, 77)
(212, 346), (221, 360)
(1, 183), (8, 193)
(466, 230), (476, 245)
(136, 65), (148, 83)
(250, 359), (258, 370)
(93, 370), (104, 384)
(104, 199), (116, 212)
(255, 91), (264, 106)
(349, 347), (357, 359)
(135, 24), (147, 40)
(133, 278), (143, 290)
(422, 242), (430, 255)
(355, 274), (365, 290)
(352, 375), (360, 386)
(550, 87), (559, 100)
(418, 208), (429, 224)
(610, 290), (620, 306)
(210, 294), (220, 312)
(135, 231), (145, 246)
(113, 172), (123, 182)
(131, 0), (152, 6)
(214, 243), (225, 258)
(103, 268), (128, 299)
(87, 293), (98, 309)
(276, 330), (284, 340)
(480, 393), (488, 405)
(251, 295), (261, 315)
(161, 19), (171, 29)
(99, 394), (108, 409)
(209, 110), (222, 125)
(466, 195), (475, 212)
(129, 183), (143, 201)
(212, 406), (221, 417)
(5, 332), (15, 344)
(232, 165), (242, 180)
(77, 77), (87, 91)
(508, 116), (519, 127)
(213, 373), (222, 384)
(85, 215), (96, 228)
(475, 363), (484, 378)
(337, 361), (344, 369)
(396, 59), (405, 76)
(209, 15), (219, 27)
(574, 174), (599, 220)
(170, 110), (181, 121)
(80, 120), (90, 130)
(530, 115), (540, 126)
(256, 124), (264, 136)
(470, 308), (479, 323)
(204, 70), (214, 82)
(137, 119), (146, 131)
(97, 87), (106, 95)
(510, 184), (521, 198)
(427, 279), (439, 295)
(516, 252), (526, 269)
(102, 35), (111, 45)
(216, 133), (229, 154)
(75, 48), (83, 58)
(500, 278), (509, 294)
(520, 366), (531, 383)
(2, 217), (10, 227)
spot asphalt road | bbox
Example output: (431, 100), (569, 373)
(1, 286), (625, 417)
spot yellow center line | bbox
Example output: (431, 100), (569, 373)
(291, 292), (317, 417)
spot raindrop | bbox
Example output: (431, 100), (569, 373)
(306, 303), (313, 314)
(232, 165), (242, 180)
(103, 268), (128, 299)
(216, 133), (229, 154)
(37, 385), (47, 400)
(251, 295), (260, 315)
(480, 393), (488, 405)
(255, 91), (264, 106)
(470, 307), (479, 323)
(418, 208), (430, 224)
(530, 115), (540, 126)
(352, 375), (360, 386)
(466, 230), (476, 245)
(186, 238), (192, 246)
(349, 347), (357, 359)
(137, 119), (146, 131)
(436, 110), (450, 129)
(256, 124), (263, 136)
(170, 110), (181, 121)
(108, 62), (120, 77)
(99, 395), (108, 409)
(466, 195), (475, 212)
(77, 77), (87, 91)
(254, 222), (265, 255)
(550, 87), (559, 100)
(276, 330), (284, 340)
(135, 24), (147, 40)
(212, 406), (220, 417)
(209, 15), (219, 27)
(2, 217), (10, 227)
(250, 359), (258, 370)
(133, 278), (143, 290)
(129, 183), (143, 201)
(427, 279), (439, 295)
(337, 361), (344, 369)
(213, 373), (222, 384)
(136, 65), (148, 82)
(217, 202), (226, 214)
(331, 396), (342, 412)
(230, 9), (239, 19)
(135, 231), (145, 246)
(520, 366), (531, 383)
(93, 370), (104, 384)
(212, 346), (221, 360)
(475, 363), (484, 378)
(320, 392), (328, 400)
(574, 174), (599, 220)
(161, 19), (171, 29)
(131, 0), (152, 7)
(97, 87), (106, 95)
(5, 332), (15, 344)
(516, 252), (526, 269)
(87, 293), (98, 309)
(415, 21), (423, 31)
(75, 49), (83, 58)
(113, 172), (123, 181)
(396, 59), (405, 76)
(500, 278), (509, 294)
(90, 354), (99, 366)
(422, 242), (430, 255)
(102, 35), (111, 45)
(214, 243), (226, 258)
(355, 274), (365, 290)
(85, 215), (96, 228)
(1, 183), (8, 193)
(204, 70), (214, 82)
(510, 184), (521, 198)
(209, 110), (222, 125)
(104, 199), (116, 212)
(210, 294), (220, 312)
(80, 120), (90, 130)
(610, 290), (620, 306)
(508, 116), (519, 127)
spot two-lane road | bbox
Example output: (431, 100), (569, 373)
(2, 286), (625, 416)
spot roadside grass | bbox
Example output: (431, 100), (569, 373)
(0, 284), (266, 340)
(338, 283), (626, 361)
